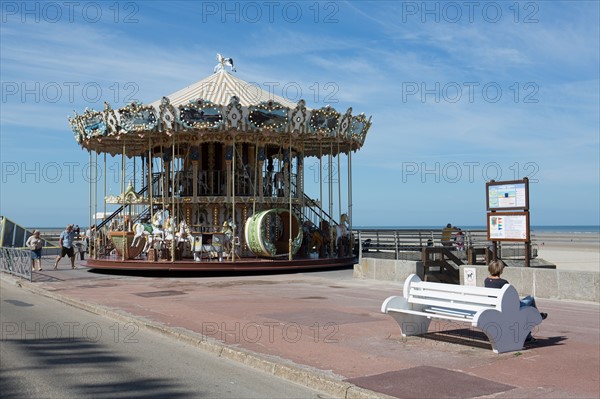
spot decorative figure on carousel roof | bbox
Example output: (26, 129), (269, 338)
(214, 53), (236, 73)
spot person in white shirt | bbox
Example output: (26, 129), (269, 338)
(26, 230), (43, 271)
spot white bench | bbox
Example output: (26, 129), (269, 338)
(381, 274), (543, 353)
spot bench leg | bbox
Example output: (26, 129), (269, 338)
(387, 313), (431, 337)
(382, 296), (432, 337)
(477, 308), (542, 353)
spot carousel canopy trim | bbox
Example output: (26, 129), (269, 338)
(68, 60), (372, 158)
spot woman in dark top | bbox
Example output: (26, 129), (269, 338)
(485, 259), (547, 318)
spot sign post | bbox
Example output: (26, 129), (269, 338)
(486, 178), (531, 267)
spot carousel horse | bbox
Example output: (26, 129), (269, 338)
(310, 229), (324, 256)
(176, 220), (191, 241)
(132, 222), (152, 247)
(221, 220), (240, 258)
(335, 213), (351, 257)
(175, 220), (192, 254)
(141, 234), (155, 256)
(300, 221), (313, 256)
(136, 209), (169, 257)
(164, 215), (176, 241)
(151, 209), (169, 238)
(222, 220), (233, 256)
(319, 220), (331, 257)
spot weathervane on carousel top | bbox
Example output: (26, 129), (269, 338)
(214, 53), (236, 73)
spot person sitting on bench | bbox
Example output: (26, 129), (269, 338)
(484, 259), (548, 341)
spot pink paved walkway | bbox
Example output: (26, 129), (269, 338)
(15, 260), (600, 398)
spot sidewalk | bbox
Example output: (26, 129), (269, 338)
(6, 256), (600, 399)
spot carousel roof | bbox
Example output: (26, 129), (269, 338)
(68, 55), (372, 158)
(150, 69), (299, 109)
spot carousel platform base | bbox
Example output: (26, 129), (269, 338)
(85, 255), (357, 271)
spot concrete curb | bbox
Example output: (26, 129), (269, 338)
(2, 274), (395, 399)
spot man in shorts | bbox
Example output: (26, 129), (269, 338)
(54, 224), (76, 270)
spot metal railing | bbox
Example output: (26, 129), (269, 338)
(0, 247), (32, 281)
(355, 229), (538, 262)
(356, 229), (490, 261)
(97, 174), (161, 230)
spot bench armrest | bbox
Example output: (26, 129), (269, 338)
(381, 296), (409, 313)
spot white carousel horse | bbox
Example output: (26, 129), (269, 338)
(335, 214), (351, 256)
(175, 220), (192, 254)
(151, 209), (169, 238)
(335, 213), (350, 238)
(132, 222), (152, 247)
(176, 220), (191, 241)
(221, 220), (240, 258)
(136, 209), (170, 256)
(164, 215), (176, 241)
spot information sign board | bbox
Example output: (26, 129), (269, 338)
(486, 179), (529, 210)
(487, 212), (529, 242)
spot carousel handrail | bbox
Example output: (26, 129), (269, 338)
(132, 204), (162, 225)
(289, 180), (339, 229)
(96, 175), (161, 230)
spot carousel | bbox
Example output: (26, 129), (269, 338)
(68, 54), (372, 270)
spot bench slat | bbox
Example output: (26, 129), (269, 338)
(409, 288), (500, 306)
(408, 296), (494, 313)
(425, 306), (475, 319)
(386, 307), (476, 323)
(411, 281), (500, 296)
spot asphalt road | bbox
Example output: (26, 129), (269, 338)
(0, 279), (329, 399)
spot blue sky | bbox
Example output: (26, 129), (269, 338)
(1, 1), (599, 228)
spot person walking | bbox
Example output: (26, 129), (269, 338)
(54, 224), (77, 270)
(26, 230), (44, 271)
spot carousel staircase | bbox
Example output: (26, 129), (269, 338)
(289, 182), (339, 230)
(96, 175), (160, 230)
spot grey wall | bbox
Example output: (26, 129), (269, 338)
(354, 258), (599, 303)
(458, 265), (599, 303)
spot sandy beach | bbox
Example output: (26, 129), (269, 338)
(533, 232), (600, 272)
